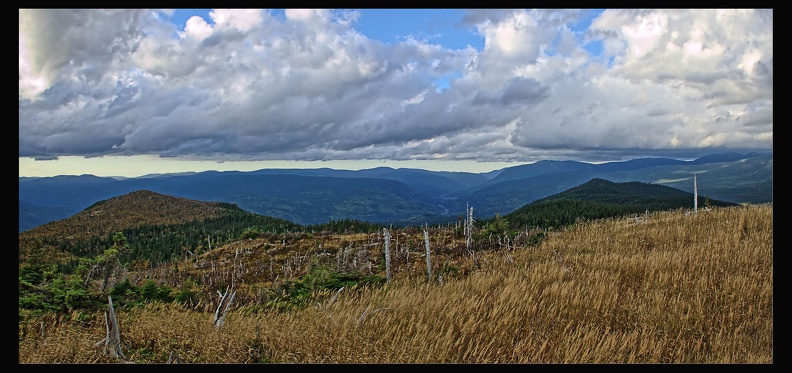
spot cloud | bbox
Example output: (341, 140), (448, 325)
(472, 76), (549, 106)
(19, 9), (772, 164)
(182, 15), (213, 41)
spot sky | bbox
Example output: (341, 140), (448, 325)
(19, 9), (773, 178)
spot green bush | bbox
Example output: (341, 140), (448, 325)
(108, 279), (175, 308)
(175, 278), (199, 305)
(49, 275), (103, 312)
(435, 263), (459, 281)
(140, 280), (175, 303)
(240, 227), (262, 240)
(267, 265), (386, 312)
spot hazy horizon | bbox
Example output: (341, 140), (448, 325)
(19, 149), (774, 179)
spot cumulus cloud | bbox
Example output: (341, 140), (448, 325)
(19, 9), (772, 164)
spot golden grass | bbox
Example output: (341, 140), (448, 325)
(19, 204), (773, 363)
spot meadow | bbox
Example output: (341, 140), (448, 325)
(18, 204), (773, 363)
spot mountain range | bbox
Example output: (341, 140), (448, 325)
(18, 176), (741, 271)
(19, 152), (772, 232)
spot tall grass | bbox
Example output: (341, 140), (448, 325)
(19, 204), (773, 363)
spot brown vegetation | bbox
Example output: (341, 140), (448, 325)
(18, 190), (232, 263)
(18, 204), (773, 363)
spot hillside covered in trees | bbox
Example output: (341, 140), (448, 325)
(19, 178), (731, 274)
(496, 178), (737, 230)
(18, 190), (304, 272)
(19, 178), (736, 272)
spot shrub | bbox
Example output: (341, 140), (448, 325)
(240, 227), (262, 240)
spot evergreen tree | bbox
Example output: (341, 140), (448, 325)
(19, 244), (46, 285)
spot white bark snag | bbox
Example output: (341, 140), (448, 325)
(104, 295), (125, 359)
(694, 173), (698, 216)
(424, 225), (432, 281)
(214, 286), (236, 330)
(466, 206), (474, 251)
(383, 228), (392, 283)
(464, 203), (469, 246)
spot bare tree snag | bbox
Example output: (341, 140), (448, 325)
(102, 295), (125, 359)
(383, 228), (392, 283)
(214, 286), (236, 329)
(466, 205), (475, 252)
(694, 173), (698, 216)
(424, 225), (432, 281)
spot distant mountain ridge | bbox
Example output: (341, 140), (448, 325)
(19, 152), (772, 232)
(499, 178), (738, 230)
(533, 177), (736, 206)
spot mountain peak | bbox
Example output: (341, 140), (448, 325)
(22, 190), (237, 243)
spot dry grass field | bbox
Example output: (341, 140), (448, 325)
(18, 204), (773, 364)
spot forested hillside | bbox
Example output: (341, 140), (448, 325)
(18, 190), (303, 271)
(18, 176), (740, 312)
(482, 178), (736, 230)
(19, 178), (736, 273)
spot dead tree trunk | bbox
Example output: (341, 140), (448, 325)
(466, 205), (474, 252)
(100, 295), (125, 360)
(694, 173), (698, 216)
(424, 225), (432, 281)
(214, 286), (236, 330)
(383, 228), (392, 283)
